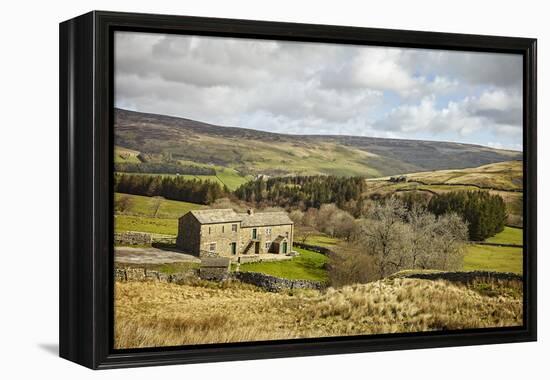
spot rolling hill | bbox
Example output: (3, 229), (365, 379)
(366, 160), (523, 226)
(114, 108), (522, 179)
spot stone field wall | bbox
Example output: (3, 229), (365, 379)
(398, 270), (522, 283)
(115, 232), (152, 246)
(233, 271), (326, 292)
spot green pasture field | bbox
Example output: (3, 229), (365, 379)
(239, 247), (329, 282)
(463, 244), (522, 274)
(485, 226), (523, 245)
(115, 192), (202, 219)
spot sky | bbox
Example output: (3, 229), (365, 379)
(115, 31), (523, 151)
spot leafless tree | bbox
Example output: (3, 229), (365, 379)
(431, 213), (468, 270)
(358, 197), (413, 278)
(328, 243), (380, 286)
(407, 204), (437, 269)
(151, 196), (163, 217)
(289, 209), (304, 226)
(115, 195), (133, 214)
(332, 212), (356, 241)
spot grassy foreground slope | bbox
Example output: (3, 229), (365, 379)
(115, 277), (522, 348)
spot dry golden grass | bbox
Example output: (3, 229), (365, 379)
(115, 278), (523, 349)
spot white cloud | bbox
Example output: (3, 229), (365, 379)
(487, 142), (522, 151)
(318, 47), (459, 98)
(478, 89), (521, 111)
(374, 89), (522, 142)
(115, 31), (523, 148)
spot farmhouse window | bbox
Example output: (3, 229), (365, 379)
(208, 227), (211, 234)
(285, 231), (289, 238)
(222, 226), (225, 233)
(232, 224), (237, 232)
(209, 243), (216, 252)
(265, 241), (271, 249)
(266, 228), (272, 235)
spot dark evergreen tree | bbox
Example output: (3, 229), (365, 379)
(427, 190), (507, 240)
(234, 175), (366, 211)
(114, 174), (229, 205)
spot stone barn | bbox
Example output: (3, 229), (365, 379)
(176, 209), (294, 257)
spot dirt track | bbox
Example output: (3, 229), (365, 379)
(115, 247), (200, 265)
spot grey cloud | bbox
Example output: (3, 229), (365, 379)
(115, 31), (523, 149)
(409, 49), (523, 88)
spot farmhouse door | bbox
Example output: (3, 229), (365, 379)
(254, 242), (260, 254)
(230, 242), (237, 255)
(282, 242), (288, 254)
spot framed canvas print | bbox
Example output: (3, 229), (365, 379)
(59, 11), (537, 369)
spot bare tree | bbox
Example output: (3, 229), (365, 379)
(332, 211), (356, 241)
(328, 243), (380, 286)
(431, 213), (468, 270)
(302, 208), (318, 228)
(115, 195), (133, 214)
(316, 204), (340, 236)
(300, 230), (312, 244)
(358, 197), (413, 278)
(289, 209), (304, 226)
(150, 196), (163, 217)
(407, 204), (437, 269)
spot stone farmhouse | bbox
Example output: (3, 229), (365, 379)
(176, 209), (294, 257)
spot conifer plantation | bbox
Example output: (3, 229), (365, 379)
(234, 176), (366, 209)
(114, 174), (230, 205)
(428, 191), (507, 241)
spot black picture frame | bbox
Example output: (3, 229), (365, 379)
(59, 10), (537, 370)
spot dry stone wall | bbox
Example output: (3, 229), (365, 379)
(115, 268), (196, 284)
(234, 271), (326, 292)
(292, 242), (335, 256)
(115, 232), (152, 246)
(398, 270), (522, 283)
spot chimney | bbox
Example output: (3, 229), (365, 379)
(247, 209), (254, 215)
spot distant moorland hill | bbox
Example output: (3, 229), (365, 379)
(114, 108), (522, 178)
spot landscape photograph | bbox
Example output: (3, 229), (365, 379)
(113, 31), (524, 349)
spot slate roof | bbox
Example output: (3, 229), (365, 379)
(185, 209), (293, 227)
(189, 209), (242, 224)
(272, 235), (287, 243)
(239, 212), (293, 227)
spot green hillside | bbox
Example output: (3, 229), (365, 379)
(396, 160), (523, 191)
(114, 192), (202, 236)
(366, 161), (523, 227)
(114, 108), (522, 179)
